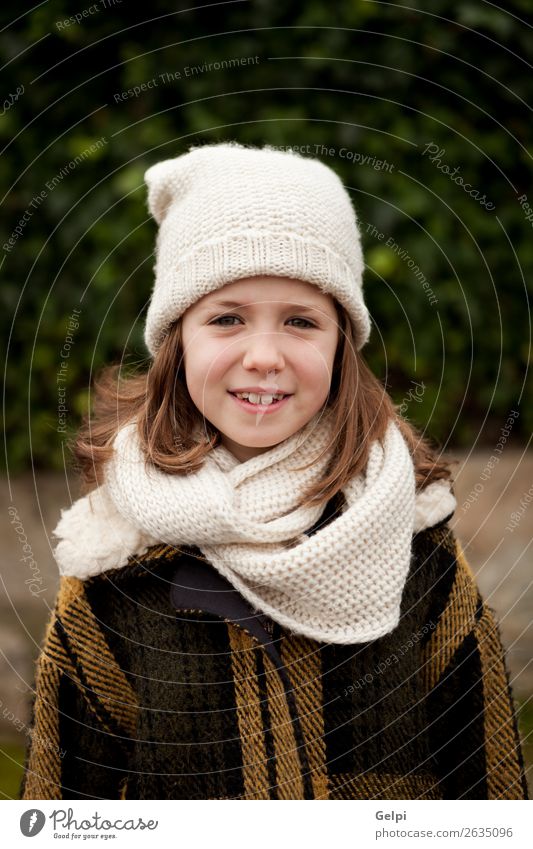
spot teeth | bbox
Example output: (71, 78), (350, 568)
(234, 392), (285, 404)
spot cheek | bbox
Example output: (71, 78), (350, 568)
(184, 336), (234, 385)
(295, 340), (337, 389)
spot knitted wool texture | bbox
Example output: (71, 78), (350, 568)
(143, 141), (371, 356)
(53, 409), (452, 645)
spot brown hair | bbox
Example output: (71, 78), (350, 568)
(71, 300), (455, 507)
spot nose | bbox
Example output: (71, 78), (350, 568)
(241, 331), (285, 374)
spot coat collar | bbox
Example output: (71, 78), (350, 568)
(170, 556), (278, 648)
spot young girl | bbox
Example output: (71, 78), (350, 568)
(21, 142), (528, 800)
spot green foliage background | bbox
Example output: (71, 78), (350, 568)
(1, 0), (531, 471)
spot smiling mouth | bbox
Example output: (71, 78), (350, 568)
(228, 391), (292, 408)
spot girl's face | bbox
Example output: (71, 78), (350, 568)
(181, 276), (340, 462)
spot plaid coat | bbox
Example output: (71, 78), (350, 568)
(20, 495), (528, 801)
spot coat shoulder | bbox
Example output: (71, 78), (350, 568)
(409, 520), (479, 631)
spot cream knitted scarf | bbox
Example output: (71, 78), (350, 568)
(53, 409), (456, 645)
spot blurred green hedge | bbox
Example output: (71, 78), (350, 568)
(2, 0), (531, 472)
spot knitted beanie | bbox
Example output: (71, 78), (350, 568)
(143, 141), (371, 357)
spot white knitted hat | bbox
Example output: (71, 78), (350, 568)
(143, 141), (371, 356)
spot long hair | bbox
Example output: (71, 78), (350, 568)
(71, 299), (455, 507)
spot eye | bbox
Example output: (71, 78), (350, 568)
(288, 317), (316, 328)
(209, 315), (241, 326)
(209, 315), (317, 328)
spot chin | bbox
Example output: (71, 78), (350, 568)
(228, 431), (287, 448)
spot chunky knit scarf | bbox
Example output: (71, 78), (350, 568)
(53, 410), (456, 645)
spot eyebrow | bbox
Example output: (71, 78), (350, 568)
(202, 300), (322, 313)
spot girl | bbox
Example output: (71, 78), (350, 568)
(21, 142), (528, 800)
